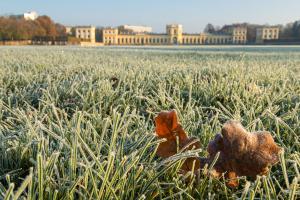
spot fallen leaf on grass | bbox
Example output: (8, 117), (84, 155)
(154, 110), (201, 172)
(154, 110), (282, 188)
(110, 76), (119, 88)
(207, 120), (282, 187)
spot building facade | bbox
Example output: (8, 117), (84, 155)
(102, 27), (118, 44)
(75, 26), (96, 43)
(118, 25), (152, 34)
(256, 26), (280, 44)
(102, 24), (246, 45)
(221, 26), (247, 44)
(65, 26), (73, 35)
(23, 11), (38, 21)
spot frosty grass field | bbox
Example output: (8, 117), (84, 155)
(0, 46), (299, 199)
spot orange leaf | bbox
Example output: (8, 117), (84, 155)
(154, 110), (201, 172)
(154, 110), (188, 141)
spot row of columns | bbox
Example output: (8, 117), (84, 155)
(104, 36), (234, 45)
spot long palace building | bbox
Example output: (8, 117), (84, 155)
(102, 24), (247, 45)
(69, 24), (280, 45)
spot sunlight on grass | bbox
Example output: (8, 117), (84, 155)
(0, 46), (299, 199)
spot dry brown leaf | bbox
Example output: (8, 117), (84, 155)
(110, 76), (119, 88)
(154, 113), (282, 187)
(154, 110), (201, 172)
(207, 120), (282, 187)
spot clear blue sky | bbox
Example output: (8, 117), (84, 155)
(1, 0), (299, 32)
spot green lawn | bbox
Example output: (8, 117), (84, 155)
(0, 46), (299, 199)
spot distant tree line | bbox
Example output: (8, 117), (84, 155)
(280, 21), (300, 39)
(0, 15), (66, 41)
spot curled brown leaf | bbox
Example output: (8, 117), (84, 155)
(207, 120), (282, 187)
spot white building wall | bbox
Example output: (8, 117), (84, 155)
(23, 11), (38, 20)
(75, 26), (96, 43)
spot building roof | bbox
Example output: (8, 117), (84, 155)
(118, 33), (167, 36)
(257, 26), (280, 29)
(75, 26), (95, 29)
(119, 25), (152, 33)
